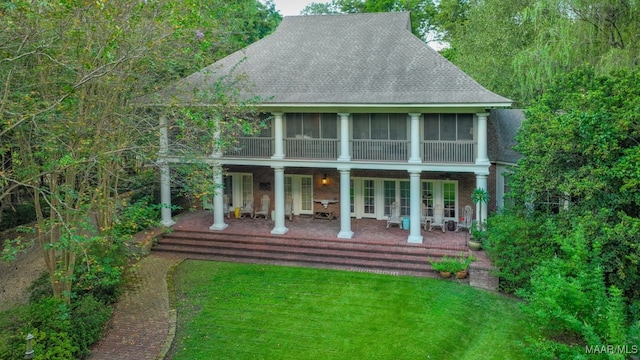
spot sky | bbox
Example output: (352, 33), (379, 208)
(268, 0), (317, 16)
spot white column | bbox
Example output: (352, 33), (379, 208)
(159, 116), (175, 227)
(408, 113), (422, 163)
(159, 161), (175, 227)
(337, 168), (354, 239)
(209, 167), (228, 230)
(408, 170), (423, 243)
(338, 113), (351, 161)
(271, 166), (289, 234)
(475, 173), (488, 224)
(476, 112), (490, 165)
(272, 112), (285, 160)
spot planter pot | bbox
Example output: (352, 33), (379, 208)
(468, 239), (482, 251)
(439, 271), (452, 278)
(456, 270), (468, 279)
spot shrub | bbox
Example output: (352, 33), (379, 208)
(112, 195), (161, 238)
(70, 295), (112, 359)
(518, 223), (638, 358)
(483, 211), (558, 293)
(73, 236), (127, 305)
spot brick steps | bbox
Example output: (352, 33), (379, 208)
(153, 228), (470, 278)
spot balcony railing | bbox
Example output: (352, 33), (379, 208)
(351, 140), (408, 161)
(285, 138), (339, 159)
(224, 138), (476, 164)
(225, 137), (273, 158)
(422, 141), (476, 163)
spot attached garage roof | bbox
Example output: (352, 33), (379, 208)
(152, 12), (511, 107)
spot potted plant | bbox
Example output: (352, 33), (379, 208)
(452, 254), (474, 279)
(429, 256), (458, 278)
(469, 188), (490, 250)
(468, 222), (486, 251)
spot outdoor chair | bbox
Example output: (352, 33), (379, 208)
(239, 200), (254, 218)
(223, 194), (232, 218)
(254, 195), (270, 219)
(386, 201), (402, 229)
(284, 196), (293, 221)
(429, 204), (446, 232)
(420, 203), (429, 230)
(456, 205), (474, 233)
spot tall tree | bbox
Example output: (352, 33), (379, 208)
(302, 0), (437, 43)
(0, 0), (280, 303)
(439, 0), (640, 106)
(510, 65), (640, 301)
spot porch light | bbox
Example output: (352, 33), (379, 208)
(322, 174), (328, 185)
(25, 333), (34, 359)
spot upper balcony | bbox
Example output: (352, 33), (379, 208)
(221, 112), (481, 164)
(225, 137), (476, 163)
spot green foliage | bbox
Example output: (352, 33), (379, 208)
(73, 237), (127, 305)
(1, 294), (112, 359)
(1, 0), (278, 304)
(112, 196), (161, 238)
(515, 67), (640, 215)
(484, 211), (558, 294)
(505, 215), (639, 358)
(70, 295), (113, 359)
(0, 203), (36, 231)
(429, 254), (472, 273)
(438, 0), (640, 106)
(301, 0), (438, 42)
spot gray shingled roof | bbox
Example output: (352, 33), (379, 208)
(152, 12), (511, 106)
(488, 109), (524, 164)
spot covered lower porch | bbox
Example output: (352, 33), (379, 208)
(174, 209), (471, 249)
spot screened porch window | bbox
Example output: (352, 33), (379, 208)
(286, 113), (337, 139)
(424, 114), (473, 141)
(353, 113), (407, 140)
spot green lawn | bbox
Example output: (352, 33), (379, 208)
(171, 261), (532, 360)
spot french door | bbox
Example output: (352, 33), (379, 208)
(285, 175), (313, 215)
(223, 173), (253, 209)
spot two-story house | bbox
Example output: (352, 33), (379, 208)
(151, 12), (514, 244)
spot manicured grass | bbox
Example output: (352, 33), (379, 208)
(171, 261), (532, 360)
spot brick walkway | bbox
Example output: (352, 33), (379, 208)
(89, 253), (184, 360)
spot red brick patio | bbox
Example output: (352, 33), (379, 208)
(173, 210), (470, 248)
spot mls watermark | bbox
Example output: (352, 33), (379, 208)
(585, 345), (638, 355)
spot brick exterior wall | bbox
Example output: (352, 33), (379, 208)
(223, 165), (499, 220)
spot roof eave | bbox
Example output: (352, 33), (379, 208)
(258, 102), (513, 113)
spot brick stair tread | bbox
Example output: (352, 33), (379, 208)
(154, 241), (434, 265)
(162, 230), (467, 254)
(153, 243), (434, 273)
